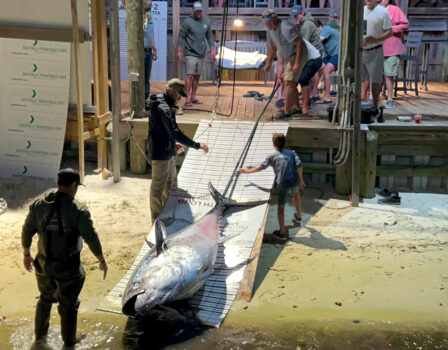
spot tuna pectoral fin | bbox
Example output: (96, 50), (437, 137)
(155, 219), (167, 256)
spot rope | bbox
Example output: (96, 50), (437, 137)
(222, 80), (279, 200)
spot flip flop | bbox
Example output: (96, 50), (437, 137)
(0, 198), (7, 215)
(191, 99), (202, 105)
(316, 99), (332, 104)
(183, 102), (193, 108)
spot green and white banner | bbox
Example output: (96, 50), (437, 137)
(0, 38), (70, 181)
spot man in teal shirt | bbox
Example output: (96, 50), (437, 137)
(316, 21), (340, 103)
(177, 2), (215, 108)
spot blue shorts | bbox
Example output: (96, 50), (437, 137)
(323, 55), (339, 69)
(277, 185), (299, 206)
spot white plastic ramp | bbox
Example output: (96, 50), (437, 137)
(101, 120), (288, 327)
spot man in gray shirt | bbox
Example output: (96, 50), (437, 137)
(177, 2), (215, 108)
(263, 9), (306, 119)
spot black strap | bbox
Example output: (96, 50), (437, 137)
(43, 193), (64, 262)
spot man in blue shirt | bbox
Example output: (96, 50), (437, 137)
(316, 20), (340, 103)
(144, 0), (157, 100)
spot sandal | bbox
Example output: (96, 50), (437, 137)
(191, 99), (202, 104)
(272, 230), (289, 240)
(316, 99), (332, 104)
(183, 102), (193, 108)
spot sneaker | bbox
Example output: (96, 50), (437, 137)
(293, 213), (302, 225)
(330, 90), (337, 97)
(275, 99), (285, 108)
(272, 230), (289, 241)
(288, 108), (302, 117)
(378, 193), (401, 205)
(385, 100), (395, 109)
(361, 99), (373, 108)
(273, 110), (289, 120)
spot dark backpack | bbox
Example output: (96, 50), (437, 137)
(279, 150), (298, 189)
(41, 194), (81, 275)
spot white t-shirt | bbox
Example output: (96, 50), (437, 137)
(363, 4), (392, 49)
(304, 39), (321, 60)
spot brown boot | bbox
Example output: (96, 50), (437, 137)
(302, 86), (311, 116)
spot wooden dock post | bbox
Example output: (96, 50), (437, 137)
(70, 0), (85, 182)
(360, 130), (378, 198)
(126, 0), (145, 117)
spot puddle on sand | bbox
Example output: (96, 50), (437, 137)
(2, 312), (448, 350)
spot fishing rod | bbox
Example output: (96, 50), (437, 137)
(222, 80), (279, 201)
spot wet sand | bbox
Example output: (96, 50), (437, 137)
(1, 175), (447, 349)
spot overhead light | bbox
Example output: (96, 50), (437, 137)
(234, 19), (243, 28)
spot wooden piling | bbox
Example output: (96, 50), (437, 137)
(360, 130), (378, 198)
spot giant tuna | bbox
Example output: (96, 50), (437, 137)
(122, 182), (265, 317)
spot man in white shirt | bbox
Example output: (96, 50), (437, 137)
(361, 0), (392, 114)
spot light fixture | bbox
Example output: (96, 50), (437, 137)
(233, 19), (243, 28)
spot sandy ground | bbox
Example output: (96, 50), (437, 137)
(1, 174), (448, 349)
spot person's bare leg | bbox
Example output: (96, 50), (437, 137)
(285, 80), (298, 113)
(362, 81), (370, 101)
(185, 75), (193, 104)
(311, 65), (323, 98)
(293, 193), (302, 218)
(191, 75), (200, 102)
(385, 76), (394, 102)
(302, 85), (311, 115)
(319, 0), (325, 8)
(278, 205), (286, 234)
(278, 0), (283, 8)
(322, 63), (335, 100)
(301, 0), (306, 7)
(328, 0), (334, 8)
(371, 82), (381, 108)
(285, 0), (290, 7)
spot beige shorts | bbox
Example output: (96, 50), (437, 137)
(384, 55), (400, 77)
(186, 55), (204, 76)
(284, 54), (307, 82)
(362, 46), (384, 84)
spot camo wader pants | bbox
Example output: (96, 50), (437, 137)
(34, 258), (85, 346)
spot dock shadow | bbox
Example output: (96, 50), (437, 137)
(291, 226), (347, 250)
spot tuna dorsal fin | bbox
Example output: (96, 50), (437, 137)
(208, 182), (221, 203)
(155, 219), (167, 256)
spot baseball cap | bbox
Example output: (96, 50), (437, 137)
(291, 5), (304, 16)
(193, 1), (203, 11)
(262, 9), (277, 23)
(329, 9), (339, 18)
(166, 78), (187, 97)
(58, 168), (83, 187)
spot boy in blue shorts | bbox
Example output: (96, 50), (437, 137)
(239, 133), (305, 241)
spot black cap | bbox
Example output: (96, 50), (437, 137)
(58, 168), (83, 187)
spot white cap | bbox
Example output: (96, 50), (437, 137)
(193, 1), (203, 11)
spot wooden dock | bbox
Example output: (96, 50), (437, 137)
(120, 81), (448, 121)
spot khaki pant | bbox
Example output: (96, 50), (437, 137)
(150, 157), (177, 223)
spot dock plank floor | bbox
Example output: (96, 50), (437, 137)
(121, 81), (448, 122)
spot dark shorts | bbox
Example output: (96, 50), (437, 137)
(323, 55), (339, 69)
(298, 57), (323, 87)
(277, 185), (299, 206)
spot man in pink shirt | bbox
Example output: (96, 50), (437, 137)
(381, 0), (409, 109)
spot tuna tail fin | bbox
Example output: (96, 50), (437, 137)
(208, 182), (268, 208)
(154, 219), (167, 256)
